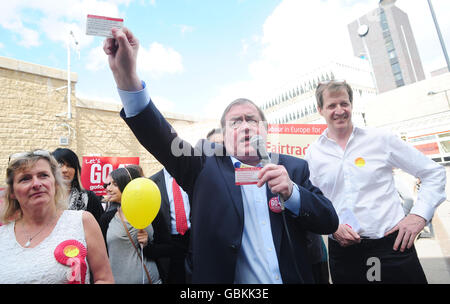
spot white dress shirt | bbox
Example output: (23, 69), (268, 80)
(305, 126), (446, 239)
(162, 168), (191, 235)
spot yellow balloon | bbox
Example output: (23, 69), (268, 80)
(121, 178), (161, 229)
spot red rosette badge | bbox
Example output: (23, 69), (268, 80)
(268, 197), (282, 213)
(54, 240), (87, 284)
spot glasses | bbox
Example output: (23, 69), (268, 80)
(8, 149), (51, 165)
(227, 118), (261, 129)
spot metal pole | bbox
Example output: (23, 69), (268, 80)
(427, 0), (450, 72)
(445, 90), (449, 109)
(400, 25), (417, 82)
(67, 39), (72, 119)
(356, 18), (379, 93)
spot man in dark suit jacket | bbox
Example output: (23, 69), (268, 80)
(150, 169), (191, 283)
(104, 27), (339, 284)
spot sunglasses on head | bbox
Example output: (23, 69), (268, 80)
(8, 149), (51, 165)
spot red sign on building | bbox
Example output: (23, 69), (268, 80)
(80, 156), (139, 196)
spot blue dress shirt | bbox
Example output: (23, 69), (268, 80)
(231, 157), (301, 284)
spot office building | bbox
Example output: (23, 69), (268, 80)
(260, 57), (376, 127)
(348, 0), (425, 93)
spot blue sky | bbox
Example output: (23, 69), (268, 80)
(1, 0), (449, 119)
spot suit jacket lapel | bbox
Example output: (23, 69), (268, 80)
(267, 188), (283, 258)
(215, 154), (283, 254)
(268, 154), (283, 257)
(153, 170), (171, 229)
(217, 156), (244, 224)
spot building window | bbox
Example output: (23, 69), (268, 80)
(440, 140), (450, 153)
(395, 78), (405, 87)
(385, 41), (395, 52)
(389, 57), (399, 65)
(391, 62), (401, 74)
(388, 50), (397, 59)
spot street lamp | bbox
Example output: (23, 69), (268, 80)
(357, 23), (379, 93)
(66, 30), (80, 120)
(427, 0), (450, 73)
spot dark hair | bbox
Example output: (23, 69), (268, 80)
(52, 148), (83, 191)
(126, 164), (144, 177)
(315, 80), (353, 109)
(220, 98), (268, 131)
(110, 167), (141, 193)
(206, 128), (222, 140)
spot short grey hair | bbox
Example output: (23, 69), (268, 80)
(220, 98), (268, 132)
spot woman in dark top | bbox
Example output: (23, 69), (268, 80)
(52, 148), (104, 223)
(99, 166), (172, 283)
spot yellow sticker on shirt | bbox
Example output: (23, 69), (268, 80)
(63, 245), (80, 258)
(355, 157), (365, 167)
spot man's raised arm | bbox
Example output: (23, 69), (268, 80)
(103, 27), (142, 92)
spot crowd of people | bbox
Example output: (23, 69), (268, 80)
(0, 26), (447, 284)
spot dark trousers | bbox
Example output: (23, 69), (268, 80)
(328, 231), (427, 284)
(169, 231), (190, 284)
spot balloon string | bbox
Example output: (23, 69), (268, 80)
(140, 243), (145, 284)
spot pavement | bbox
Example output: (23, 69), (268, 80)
(414, 165), (450, 284)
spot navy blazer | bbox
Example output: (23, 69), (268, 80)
(149, 169), (172, 233)
(121, 100), (338, 284)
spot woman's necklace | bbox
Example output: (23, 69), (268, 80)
(22, 215), (57, 248)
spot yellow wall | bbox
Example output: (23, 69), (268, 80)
(0, 56), (218, 183)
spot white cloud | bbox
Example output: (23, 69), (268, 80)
(0, 1), (41, 48)
(16, 25), (41, 48)
(85, 38), (184, 78)
(76, 91), (121, 105)
(202, 80), (263, 118)
(249, 0), (373, 86)
(202, 0), (449, 118)
(0, 0), (121, 50)
(396, 0), (450, 75)
(203, 0), (374, 117)
(85, 43), (108, 71)
(152, 95), (176, 113)
(137, 42), (184, 78)
(176, 24), (194, 35)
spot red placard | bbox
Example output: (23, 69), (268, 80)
(268, 124), (327, 135)
(414, 142), (440, 155)
(267, 124), (327, 158)
(80, 156), (139, 196)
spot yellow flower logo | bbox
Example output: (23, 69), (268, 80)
(355, 157), (365, 167)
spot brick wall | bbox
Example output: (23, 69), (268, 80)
(0, 56), (219, 184)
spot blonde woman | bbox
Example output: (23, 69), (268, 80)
(0, 150), (114, 284)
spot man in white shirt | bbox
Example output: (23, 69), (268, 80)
(305, 79), (446, 283)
